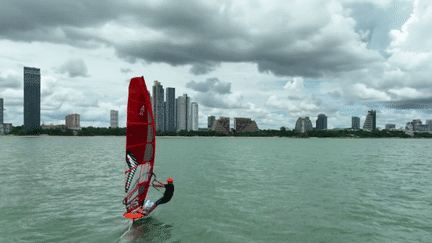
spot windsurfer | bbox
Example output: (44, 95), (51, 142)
(142, 177), (174, 216)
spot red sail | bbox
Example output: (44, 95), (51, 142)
(124, 77), (156, 214)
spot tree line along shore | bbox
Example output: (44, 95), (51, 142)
(5, 125), (432, 138)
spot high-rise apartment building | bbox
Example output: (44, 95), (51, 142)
(211, 117), (230, 134)
(208, 116), (215, 130)
(152, 81), (164, 131)
(110, 110), (118, 128)
(363, 110), (376, 131)
(295, 117), (313, 133)
(165, 87), (176, 132)
(0, 98), (3, 125)
(191, 102), (198, 131)
(352, 116), (360, 130)
(24, 67), (41, 132)
(65, 114), (81, 130)
(176, 94), (190, 131)
(316, 114), (327, 130)
(234, 117), (259, 133)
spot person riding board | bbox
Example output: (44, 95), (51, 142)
(141, 177), (174, 216)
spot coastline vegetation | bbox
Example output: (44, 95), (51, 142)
(7, 125), (432, 138)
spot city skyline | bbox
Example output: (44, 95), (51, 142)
(1, 1), (432, 130)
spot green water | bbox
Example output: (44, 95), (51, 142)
(1, 137), (431, 242)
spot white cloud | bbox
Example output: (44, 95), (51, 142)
(1, 88), (22, 99)
(350, 83), (391, 101)
(388, 87), (426, 99)
(388, 0), (432, 53)
(266, 94), (322, 115)
(283, 77), (304, 93)
(0, 70), (21, 89)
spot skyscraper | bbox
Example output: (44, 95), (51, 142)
(110, 110), (118, 128)
(165, 87), (176, 132)
(176, 94), (190, 131)
(352, 116), (360, 130)
(0, 98), (3, 125)
(316, 114), (327, 130)
(187, 101), (192, 131)
(24, 67), (41, 132)
(191, 102), (198, 131)
(208, 116), (215, 130)
(152, 81), (164, 132)
(363, 110), (376, 131)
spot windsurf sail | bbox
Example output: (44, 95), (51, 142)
(123, 76), (156, 218)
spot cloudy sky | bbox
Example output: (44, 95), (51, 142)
(1, 0), (432, 129)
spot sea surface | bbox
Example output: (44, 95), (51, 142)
(1, 136), (431, 243)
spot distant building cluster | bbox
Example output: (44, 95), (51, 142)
(292, 111), (376, 133)
(405, 119), (432, 136)
(4, 66), (432, 136)
(206, 116), (259, 134)
(150, 81), (199, 132)
(290, 109), (432, 137)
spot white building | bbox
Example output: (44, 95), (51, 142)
(191, 102), (198, 131)
(176, 94), (190, 131)
(110, 110), (118, 128)
(152, 81), (165, 132)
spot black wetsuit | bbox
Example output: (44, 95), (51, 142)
(155, 183), (174, 205)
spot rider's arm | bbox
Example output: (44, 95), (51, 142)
(152, 179), (165, 187)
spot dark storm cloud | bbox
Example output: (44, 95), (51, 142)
(58, 59), (89, 78)
(2, 0), (385, 77)
(186, 78), (231, 94)
(190, 62), (220, 75)
(383, 98), (432, 110)
(0, 73), (21, 89)
(0, 0), (119, 40)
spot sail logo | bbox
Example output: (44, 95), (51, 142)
(139, 105), (145, 116)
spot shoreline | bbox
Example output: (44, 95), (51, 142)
(1, 135), (417, 139)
